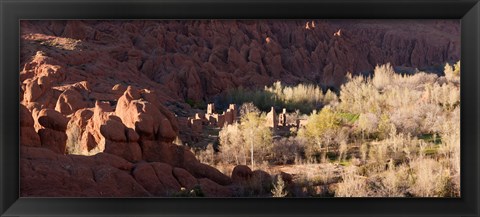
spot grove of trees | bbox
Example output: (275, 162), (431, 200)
(197, 62), (461, 197)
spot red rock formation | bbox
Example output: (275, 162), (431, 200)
(231, 165), (253, 184)
(116, 86), (178, 142)
(19, 20), (459, 197)
(189, 118), (203, 134)
(173, 167), (199, 190)
(20, 104), (41, 147)
(132, 162), (181, 196)
(65, 101), (142, 162)
(36, 108), (68, 154)
(252, 170), (273, 189)
(231, 165), (274, 194)
(55, 87), (89, 115)
(21, 20), (459, 104)
(197, 178), (233, 197)
(20, 146), (149, 197)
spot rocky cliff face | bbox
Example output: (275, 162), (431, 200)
(21, 20), (459, 103)
(19, 20), (459, 197)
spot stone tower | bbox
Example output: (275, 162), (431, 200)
(207, 103), (215, 115)
(279, 108), (287, 127)
(266, 107), (278, 128)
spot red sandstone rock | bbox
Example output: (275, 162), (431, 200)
(231, 165), (253, 184)
(103, 140), (142, 163)
(38, 128), (67, 154)
(187, 163), (232, 186)
(37, 108), (68, 131)
(198, 178), (233, 197)
(20, 146), (149, 197)
(92, 152), (134, 171)
(189, 118), (203, 134)
(126, 128), (140, 142)
(252, 170), (273, 190)
(116, 87), (178, 143)
(92, 164), (150, 197)
(34, 108), (69, 154)
(173, 167), (198, 190)
(151, 162), (182, 191)
(138, 141), (232, 186)
(100, 119), (127, 142)
(20, 104), (41, 147)
(280, 171), (294, 185)
(21, 127), (41, 147)
(65, 102), (142, 162)
(21, 20), (460, 106)
(132, 162), (181, 196)
(20, 104), (35, 127)
(23, 77), (49, 103)
(55, 88), (88, 115)
(132, 162), (167, 195)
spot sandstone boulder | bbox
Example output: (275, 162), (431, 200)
(37, 108), (68, 131)
(231, 165), (253, 184)
(38, 128), (67, 154)
(20, 146), (149, 197)
(198, 178), (233, 197)
(55, 88), (88, 115)
(65, 102), (142, 162)
(173, 167), (198, 190)
(20, 104), (41, 147)
(132, 162), (181, 196)
(252, 170), (273, 191)
(132, 163), (167, 195)
(116, 86), (178, 143)
(35, 108), (68, 154)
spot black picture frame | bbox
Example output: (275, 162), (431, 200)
(1, 0), (479, 216)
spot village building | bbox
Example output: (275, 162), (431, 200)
(265, 107), (278, 129)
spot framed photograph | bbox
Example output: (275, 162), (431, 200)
(1, 0), (479, 216)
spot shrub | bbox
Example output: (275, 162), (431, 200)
(372, 63), (397, 91)
(217, 81), (333, 114)
(239, 102), (260, 118)
(218, 123), (247, 165)
(429, 83), (460, 111)
(272, 137), (304, 164)
(195, 143), (215, 165)
(389, 106), (422, 135)
(298, 107), (342, 162)
(335, 166), (368, 197)
(218, 112), (273, 168)
(172, 186), (205, 197)
(367, 164), (412, 197)
(265, 81), (325, 110)
(338, 141), (348, 162)
(186, 98), (206, 109)
(299, 107), (341, 144)
(409, 158), (453, 197)
(271, 176), (288, 197)
(444, 61), (460, 82)
(339, 74), (382, 114)
(357, 113), (379, 138)
(323, 89), (339, 105)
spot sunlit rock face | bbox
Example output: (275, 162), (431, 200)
(21, 20), (459, 103)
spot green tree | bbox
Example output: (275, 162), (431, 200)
(240, 112), (273, 168)
(299, 107), (341, 161)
